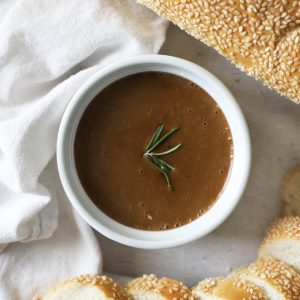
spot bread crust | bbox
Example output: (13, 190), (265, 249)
(193, 277), (267, 300)
(138, 0), (300, 103)
(43, 274), (129, 300)
(192, 277), (223, 295)
(234, 258), (300, 300)
(125, 274), (194, 300)
(260, 216), (300, 245)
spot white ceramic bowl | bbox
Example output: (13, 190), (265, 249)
(57, 55), (251, 249)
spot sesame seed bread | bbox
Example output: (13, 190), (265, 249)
(281, 165), (300, 217)
(192, 277), (267, 300)
(41, 275), (128, 300)
(233, 257), (300, 300)
(259, 216), (300, 273)
(192, 277), (224, 300)
(125, 274), (194, 300)
(137, 0), (300, 103)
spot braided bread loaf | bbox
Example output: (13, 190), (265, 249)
(137, 0), (300, 103)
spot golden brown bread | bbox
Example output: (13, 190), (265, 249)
(259, 216), (300, 272)
(137, 0), (300, 103)
(260, 216), (300, 246)
(192, 277), (267, 299)
(232, 257), (300, 299)
(38, 274), (129, 300)
(126, 274), (195, 300)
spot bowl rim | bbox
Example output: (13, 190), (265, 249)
(57, 54), (251, 249)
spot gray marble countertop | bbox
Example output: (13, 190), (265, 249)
(97, 24), (300, 286)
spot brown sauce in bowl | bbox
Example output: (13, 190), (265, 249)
(74, 72), (233, 230)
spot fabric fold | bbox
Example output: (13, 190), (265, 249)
(0, 0), (168, 298)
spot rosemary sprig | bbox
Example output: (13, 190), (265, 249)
(147, 127), (180, 153)
(145, 157), (172, 190)
(145, 124), (164, 151)
(143, 124), (181, 191)
(152, 143), (182, 157)
(152, 156), (174, 172)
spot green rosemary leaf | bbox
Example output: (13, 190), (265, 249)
(143, 124), (181, 192)
(162, 170), (172, 191)
(145, 124), (164, 151)
(149, 158), (173, 191)
(145, 156), (163, 172)
(152, 143), (182, 157)
(147, 127), (180, 153)
(152, 156), (174, 172)
(145, 157), (172, 191)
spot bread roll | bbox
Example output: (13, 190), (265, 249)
(192, 277), (267, 300)
(192, 277), (224, 299)
(125, 274), (194, 300)
(233, 257), (300, 299)
(281, 165), (300, 216)
(41, 274), (128, 300)
(259, 216), (300, 273)
(137, 0), (300, 103)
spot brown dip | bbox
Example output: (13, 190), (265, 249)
(75, 72), (233, 230)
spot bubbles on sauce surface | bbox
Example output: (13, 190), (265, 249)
(144, 211), (153, 220)
(159, 72), (167, 77)
(189, 82), (201, 90)
(159, 224), (170, 230)
(197, 210), (204, 217)
(139, 211), (205, 230)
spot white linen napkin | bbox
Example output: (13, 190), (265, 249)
(0, 0), (167, 298)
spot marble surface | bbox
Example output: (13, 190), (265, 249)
(97, 24), (300, 286)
